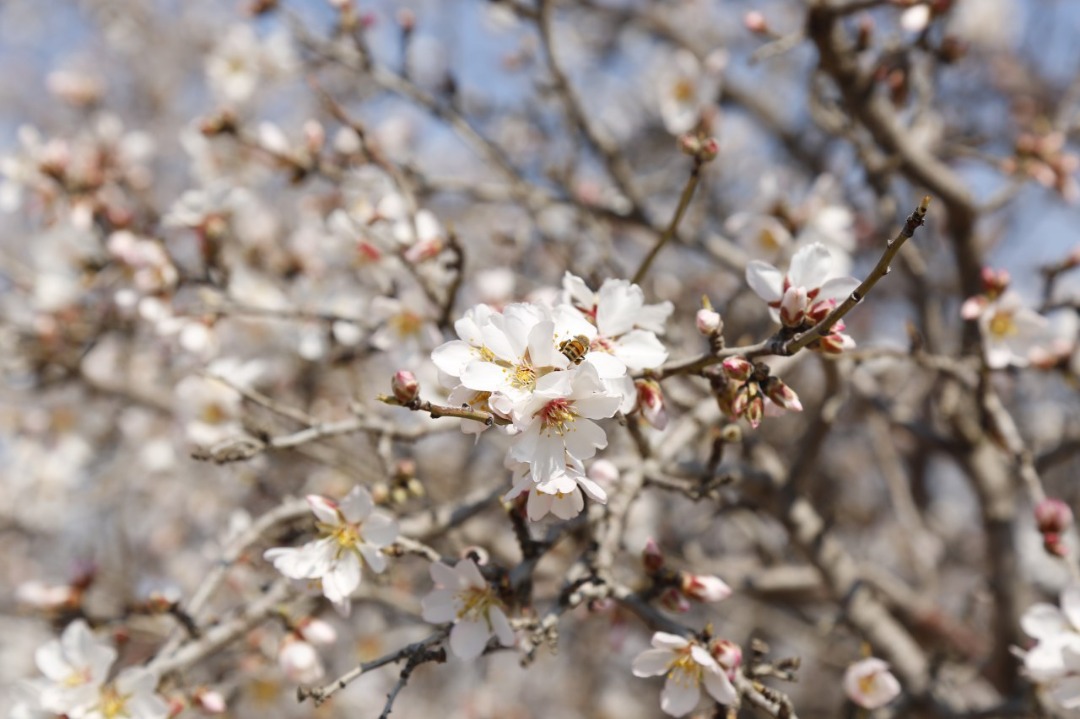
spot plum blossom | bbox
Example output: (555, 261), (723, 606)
(962, 291), (1048, 369)
(746, 242), (859, 330)
(632, 632), (738, 716)
(843, 657), (901, 710)
(509, 362), (622, 484)
(654, 49), (726, 136)
(22, 620), (168, 719)
(1021, 584), (1080, 709)
(264, 486), (398, 614)
(504, 455), (607, 521)
(421, 558), (515, 660)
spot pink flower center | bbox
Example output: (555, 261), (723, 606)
(536, 398), (576, 435)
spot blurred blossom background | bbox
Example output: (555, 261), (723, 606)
(1, 0), (1080, 717)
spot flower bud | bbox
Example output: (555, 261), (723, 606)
(709, 638), (743, 675)
(391, 370), (420, 404)
(743, 10), (768, 34)
(744, 393), (765, 429)
(279, 638), (325, 683)
(303, 119), (325, 155)
(1044, 533), (1069, 557)
(193, 688), (227, 714)
(779, 286), (808, 327)
(680, 573), (733, 603)
(1035, 498), (1074, 534)
(587, 459), (620, 485)
(297, 617), (338, 645)
(721, 356), (753, 381)
(636, 379), (668, 430)
(980, 266), (1010, 298)
(642, 538), (665, 573)
(698, 137), (720, 162)
(696, 308), (723, 336)
(763, 377), (803, 412)
(659, 587), (691, 613)
(678, 133), (702, 157)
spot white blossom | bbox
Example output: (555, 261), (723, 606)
(843, 657), (901, 710)
(632, 632), (738, 717)
(421, 559), (515, 660)
(264, 486), (398, 614)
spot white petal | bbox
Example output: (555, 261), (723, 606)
(562, 419), (607, 460)
(661, 674), (701, 716)
(489, 607), (516, 647)
(788, 243), (832, 290)
(652, 632), (691, 650)
(432, 340), (477, 377)
(596, 279), (643, 337)
(307, 495), (340, 525)
(632, 648), (674, 677)
(817, 276), (860, 303)
(549, 489), (585, 519)
(612, 330), (668, 371)
(526, 489), (554, 520)
(339, 486), (373, 522)
(322, 554), (362, 602)
(363, 512), (399, 546)
(457, 558), (486, 588)
(429, 561), (460, 588)
(449, 620), (490, 660)
(421, 589), (459, 623)
(745, 261), (784, 302)
(703, 670), (738, 706)
(1062, 584), (1080, 630)
(461, 361), (511, 393)
(359, 544), (388, 574)
(1022, 603), (1069, 640)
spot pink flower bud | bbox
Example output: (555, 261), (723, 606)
(744, 10), (768, 34)
(642, 538), (665, 573)
(844, 657), (901, 709)
(1044, 533), (1069, 557)
(404, 237), (444, 264)
(764, 377), (803, 412)
(709, 639), (743, 675)
(303, 119), (325, 154)
(391, 370), (420, 404)
(680, 573), (733, 603)
(659, 587), (691, 613)
(1035, 498), (1074, 534)
(193, 688), (227, 714)
(699, 137), (720, 162)
(636, 379), (668, 430)
(721, 356), (753, 381)
(980, 266), (1010, 297)
(696, 308), (723, 335)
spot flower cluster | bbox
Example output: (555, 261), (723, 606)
(431, 273), (672, 520)
(709, 357), (802, 429)
(264, 485), (399, 615)
(13, 620), (169, 719)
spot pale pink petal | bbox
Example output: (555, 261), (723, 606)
(359, 544), (388, 574)
(429, 561), (460, 588)
(489, 607), (516, 647)
(339, 486), (373, 523)
(307, 495), (340, 525)
(457, 559), (486, 588)
(421, 588), (459, 623)
(362, 513), (398, 546)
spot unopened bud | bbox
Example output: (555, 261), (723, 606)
(193, 688), (227, 714)
(297, 617), (337, 645)
(745, 392), (765, 429)
(697, 308), (723, 336)
(1035, 498), (1074, 534)
(659, 587), (691, 613)
(1044, 532), (1069, 558)
(391, 370), (420, 404)
(698, 137), (720, 162)
(721, 356), (753, 381)
(636, 379), (668, 430)
(303, 119), (325, 155)
(763, 376), (803, 412)
(678, 133), (702, 157)
(744, 11), (768, 34)
(980, 266), (1010, 298)
(680, 573), (733, 603)
(709, 638), (743, 674)
(643, 538), (665, 573)
(279, 639), (324, 684)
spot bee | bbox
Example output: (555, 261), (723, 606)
(559, 334), (591, 364)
